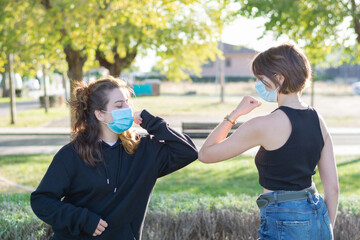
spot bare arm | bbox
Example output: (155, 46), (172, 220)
(199, 96), (262, 163)
(317, 118), (339, 227)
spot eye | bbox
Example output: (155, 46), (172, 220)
(115, 103), (123, 108)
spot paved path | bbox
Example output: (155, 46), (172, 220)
(0, 175), (34, 193)
(0, 125), (359, 155)
(0, 100), (40, 116)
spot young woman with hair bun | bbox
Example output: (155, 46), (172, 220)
(31, 76), (198, 239)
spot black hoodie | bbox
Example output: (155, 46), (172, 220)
(30, 110), (198, 240)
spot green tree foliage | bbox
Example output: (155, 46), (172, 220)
(0, 1), (41, 97)
(94, 0), (230, 80)
(0, 1), (36, 75)
(1, 0), (237, 101)
(0, 1), (66, 79)
(0, 0), (238, 124)
(238, 0), (360, 65)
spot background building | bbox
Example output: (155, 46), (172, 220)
(192, 42), (257, 82)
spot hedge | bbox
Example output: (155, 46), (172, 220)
(1, 193), (359, 240)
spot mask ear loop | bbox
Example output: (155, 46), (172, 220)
(100, 110), (113, 124)
(272, 73), (283, 92)
(259, 74), (279, 91)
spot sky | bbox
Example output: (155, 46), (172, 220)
(221, 16), (290, 51)
(135, 16), (290, 72)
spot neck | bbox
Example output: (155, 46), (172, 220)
(99, 123), (119, 143)
(277, 92), (307, 108)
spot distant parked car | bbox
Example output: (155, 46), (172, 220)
(352, 82), (360, 95)
(24, 78), (40, 90)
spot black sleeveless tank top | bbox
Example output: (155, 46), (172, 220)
(254, 106), (324, 191)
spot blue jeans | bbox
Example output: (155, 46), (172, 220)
(258, 192), (333, 240)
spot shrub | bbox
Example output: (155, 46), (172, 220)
(143, 208), (259, 240)
(39, 95), (63, 108)
(0, 194), (51, 240)
(1, 193), (360, 240)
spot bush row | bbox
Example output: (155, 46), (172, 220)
(1, 193), (359, 240)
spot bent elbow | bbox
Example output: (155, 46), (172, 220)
(198, 151), (211, 163)
(189, 148), (199, 162)
(30, 193), (42, 217)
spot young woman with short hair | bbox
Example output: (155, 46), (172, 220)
(199, 44), (339, 239)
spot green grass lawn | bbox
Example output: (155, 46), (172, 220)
(1, 94), (359, 127)
(132, 95), (244, 117)
(0, 155), (51, 189)
(0, 96), (244, 128)
(0, 154), (359, 197)
(155, 156), (261, 196)
(0, 105), (69, 127)
(156, 155), (360, 197)
(0, 97), (34, 105)
(1, 154), (360, 220)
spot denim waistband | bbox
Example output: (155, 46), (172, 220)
(256, 184), (317, 209)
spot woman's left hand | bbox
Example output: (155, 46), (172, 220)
(134, 110), (143, 125)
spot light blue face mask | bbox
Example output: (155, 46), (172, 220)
(102, 108), (133, 134)
(255, 80), (278, 102)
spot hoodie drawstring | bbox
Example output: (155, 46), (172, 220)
(102, 140), (122, 193)
(113, 146), (123, 193)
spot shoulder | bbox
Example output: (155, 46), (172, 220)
(312, 109), (329, 141)
(53, 143), (78, 166)
(240, 108), (291, 143)
(244, 108), (287, 129)
(57, 143), (76, 157)
(268, 107), (292, 126)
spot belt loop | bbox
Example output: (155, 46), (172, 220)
(307, 190), (314, 204)
(274, 192), (278, 206)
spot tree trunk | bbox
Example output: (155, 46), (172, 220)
(219, 42), (225, 103)
(7, 53), (16, 124)
(96, 46), (137, 78)
(42, 65), (49, 113)
(64, 45), (87, 82)
(62, 72), (69, 101)
(109, 63), (122, 77)
(311, 79), (315, 107)
(64, 45), (87, 128)
(350, 0), (360, 43)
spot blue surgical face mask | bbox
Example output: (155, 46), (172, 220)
(255, 80), (278, 102)
(102, 108), (133, 134)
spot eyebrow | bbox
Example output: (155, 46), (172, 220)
(114, 99), (127, 104)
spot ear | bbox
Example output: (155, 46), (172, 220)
(276, 74), (285, 85)
(94, 110), (105, 122)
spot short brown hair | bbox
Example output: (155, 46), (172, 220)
(252, 43), (311, 94)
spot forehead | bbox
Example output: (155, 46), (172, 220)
(107, 88), (128, 103)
